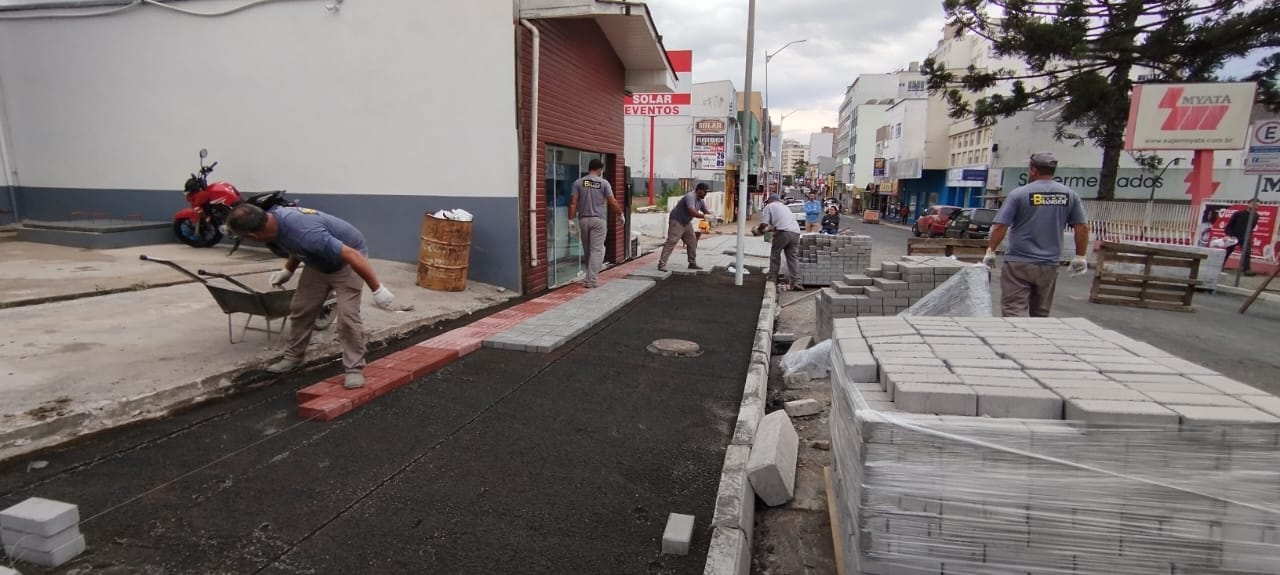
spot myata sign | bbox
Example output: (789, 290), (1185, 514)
(1124, 82), (1256, 150)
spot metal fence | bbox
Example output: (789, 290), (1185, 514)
(1083, 201), (1196, 245)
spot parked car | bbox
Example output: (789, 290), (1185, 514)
(944, 208), (998, 239)
(912, 205), (963, 237)
(787, 203), (808, 228)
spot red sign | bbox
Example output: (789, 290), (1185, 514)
(1207, 203), (1278, 259)
(624, 93), (691, 116)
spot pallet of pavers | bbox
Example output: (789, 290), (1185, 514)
(816, 256), (968, 339)
(792, 234), (872, 287)
(828, 316), (1280, 575)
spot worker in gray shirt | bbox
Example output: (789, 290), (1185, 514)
(984, 152), (1089, 317)
(755, 193), (803, 288)
(658, 182), (713, 272)
(568, 158), (620, 289)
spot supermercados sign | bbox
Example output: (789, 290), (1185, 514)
(1125, 83), (1257, 150)
(1002, 167), (1280, 201)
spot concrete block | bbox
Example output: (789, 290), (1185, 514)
(893, 382), (977, 416)
(661, 513), (695, 555)
(1017, 359), (1097, 371)
(746, 411), (799, 506)
(1, 525), (80, 554)
(973, 386), (1063, 419)
(1088, 362), (1177, 374)
(1159, 357), (1219, 376)
(1026, 369), (1109, 382)
(946, 358), (1022, 370)
(0, 566), (19, 575)
(1053, 387), (1152, 402)
(783, 399), (823, 418)
(3, 532), (84, 568)
(949, 367), (1028, 380)
(1118, 380), (1218, 395)
(704, 527), (750, 575)
(1064, 399), (1180, 425)
(1103, 373), (1198, 384)
(0, 498), (79, 538)
(711, 445), (753, 534)
(1239, 395), (1280, 417)
(1168, 405), (1280, 425)
(958, 376), (1044, 389)
(842, 353), (878, 383)
(730, 396), (765, 446)
(1190, 375), (1268, 396)
(1142, 392), (1247, 407)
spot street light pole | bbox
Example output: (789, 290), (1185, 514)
(762, 39), (806, 204)
(777, 109), (799, 190)
(735, 0), (757, 287)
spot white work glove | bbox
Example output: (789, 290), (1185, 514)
(372, 285), (396, 310)
(1070, 256), (1088, 276)
(568, 220), (579, 236)
(982, 249), (997, 269)
(269, 268), (294, 287)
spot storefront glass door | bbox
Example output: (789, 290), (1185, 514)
(545, 145), (604, 288)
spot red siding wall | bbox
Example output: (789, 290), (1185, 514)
(518, 19), (628, 294)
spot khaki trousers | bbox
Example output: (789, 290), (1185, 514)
(1000, 261), (1060, 318)
(769, 230), (801, 285)
(284, 265), (366, 372)
(579, 216), (607, 287)
(658, 219), (697, 267)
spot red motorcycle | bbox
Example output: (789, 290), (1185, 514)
(173, 148), (242, 247)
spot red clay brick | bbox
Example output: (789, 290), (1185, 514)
(403, 346), (460, 373)
(361, 366), (413, 398)
(298, 396), (353, 422)
(297, 381), (336, 403)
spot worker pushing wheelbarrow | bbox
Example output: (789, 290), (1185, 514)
(140, 255), (336, 345)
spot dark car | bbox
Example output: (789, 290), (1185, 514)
(944, 208), (998, 239)
(912, 205), (963, 237)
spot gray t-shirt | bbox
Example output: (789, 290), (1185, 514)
(271, 206), (368, 274)
(670, 191), (710, 225)
(761, 202), (801, 233)
(994, 179), (1087, 265)
(571, 175), (613, 219)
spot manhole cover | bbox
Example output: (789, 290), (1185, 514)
(648, 339), (702, 357)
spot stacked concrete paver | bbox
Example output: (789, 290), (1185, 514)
(816, 256), (967, 339)
(829, 316), (1280, 574)
(1, 498), (85, 568)
(484, 279), (654, 352)
(791, 234), (872, 287)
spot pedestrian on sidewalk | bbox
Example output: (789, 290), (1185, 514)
(821, 204), (841, 235)
(755, 194), (803, 288)
(657, 182), (712, 272)
(567, 158), (621, 288)
(227, 204), (400, 389)
(803, 191), (822, 232)
(983, 152), (1089, 317)
(1224, 199), (1259, 276)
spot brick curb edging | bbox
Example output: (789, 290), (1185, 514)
(295, 254), (663, 421)
(704, 279), (776, 575)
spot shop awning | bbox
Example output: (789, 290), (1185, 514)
(520, 0), (677, 93)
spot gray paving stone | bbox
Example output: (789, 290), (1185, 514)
(1142, 392), (1247, 408)
(950, 367), (1029, 379)
(1167, 405), (1280, 425)
(783, 399), (823, 418)
(0, 498), (78, 538)
(1017, 359), (1097, 371)
(957, 376), (1044, 389)
(893, 382), (977, 416)
(1117, 381), (1219, 395)
(704, 526), (750, 575)
(1188, 375), (1268, 396)
(1064, 399), (1179, 425)
(1104, 373), (1198, 384)
(1238, 395), (1280, 417)
(1087, 362), (1177, 374)
(1053, 387), (1154, 402)
(661, 513), (695, 555)
(3, 532), (85, 567)
(973, 386), (1064, 419)
(946, 358), (1021, 370)
(1026, 369), (1108, 382)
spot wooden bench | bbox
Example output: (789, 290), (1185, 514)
(906, 237), (988, 263)
(1090, 241), (1206, 312)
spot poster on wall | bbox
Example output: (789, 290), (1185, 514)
(1202, 202), (1279, 262)
(692, 120), (726, 171)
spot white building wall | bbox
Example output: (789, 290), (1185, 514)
(0, 0), (518, 199)
(850, 105), (888, 188)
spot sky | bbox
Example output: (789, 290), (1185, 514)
(642, 0), (1267, 143)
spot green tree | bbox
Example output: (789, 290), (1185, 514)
(922, 0), (1280, 200)
(792, 159), (808, 180)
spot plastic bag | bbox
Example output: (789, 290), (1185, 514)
(781, 339), (833, 379)
(898, 264), (992, 317)
(432, 209), (475, 222)
(1209, 236), (1238, 249)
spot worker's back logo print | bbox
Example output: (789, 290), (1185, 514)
(582, 179), (602, 189)
(1031, 193), (1069, 207)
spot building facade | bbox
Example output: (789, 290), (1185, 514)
(0, 0), (675, 294)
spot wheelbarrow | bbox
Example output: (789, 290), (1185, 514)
(140, 255), (336, 345)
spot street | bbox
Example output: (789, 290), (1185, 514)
(0, 274), (764, 575)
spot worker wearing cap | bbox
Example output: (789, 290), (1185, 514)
(568, 158), (621, 289)
(984, 152), (1089, 317)
(658, 182), (712, 272)
(755, 194), (803, 288)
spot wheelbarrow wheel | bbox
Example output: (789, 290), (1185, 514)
(313, 292), (337, 331)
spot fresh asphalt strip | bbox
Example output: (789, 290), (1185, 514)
(0, 272), (764, 574)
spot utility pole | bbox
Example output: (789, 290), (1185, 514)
(735, 0), (756, 287)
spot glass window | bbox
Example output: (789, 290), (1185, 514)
(544, 145), (605, 288)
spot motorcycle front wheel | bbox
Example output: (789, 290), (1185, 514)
(174, 218), (223, 247)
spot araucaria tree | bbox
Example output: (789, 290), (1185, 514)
(923, 0), (1280, 200)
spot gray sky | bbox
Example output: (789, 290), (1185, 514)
(643, 0), (1265, 142)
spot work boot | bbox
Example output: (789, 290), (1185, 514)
(687, 263), (703, 270)
(266, 356), (302, 374)
(657, 263), (667, 272)
(344, 370), (366, 389)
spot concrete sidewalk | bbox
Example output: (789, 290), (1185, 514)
(0, 240), (514, 462)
